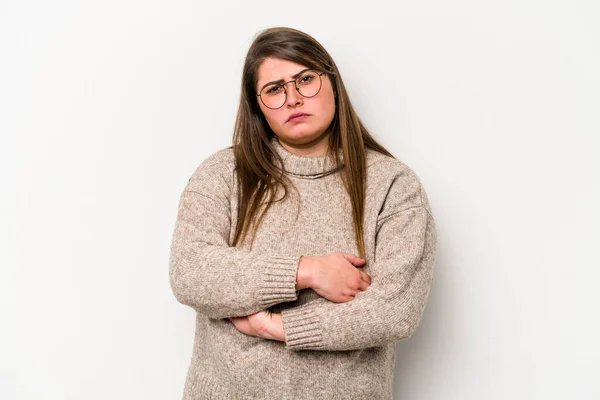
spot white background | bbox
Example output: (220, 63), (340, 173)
(2, 1), (599, 399)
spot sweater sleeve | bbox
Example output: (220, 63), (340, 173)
(280, 168), (437, 351)
(168, 149), (301, 319)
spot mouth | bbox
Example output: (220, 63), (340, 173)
(287, 113), (310, 123)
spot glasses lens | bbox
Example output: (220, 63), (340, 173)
(297, 71), (322, 98)
(259, 70), (323, 109)
(260, 84), (286, 109)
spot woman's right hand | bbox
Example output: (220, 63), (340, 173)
(298, 252), (372, 303)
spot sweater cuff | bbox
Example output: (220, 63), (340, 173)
(258, 255), (301, 307)
(281, 303), (325, 350)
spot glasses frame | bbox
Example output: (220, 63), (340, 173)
(256, 70), (325, 110)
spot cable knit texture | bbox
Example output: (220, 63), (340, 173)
(169, 135), (438, 400)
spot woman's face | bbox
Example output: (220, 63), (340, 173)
(255, 57), (336, 149)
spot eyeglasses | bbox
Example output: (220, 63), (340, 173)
(256, 70), (325, 110)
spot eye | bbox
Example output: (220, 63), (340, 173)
(299, 74), (314, 84)
(264, 85), (282, 95)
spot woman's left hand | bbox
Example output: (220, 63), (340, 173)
(229, 309), (285, 342)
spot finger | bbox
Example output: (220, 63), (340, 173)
(357, 258), (366, 266)
(361, 272), (372, 284)
(352, 254), (366, 265)
(356, 278), (368, 291)
(342, 253), (366, 265)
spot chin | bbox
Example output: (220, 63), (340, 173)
(297, 132), (328, 143)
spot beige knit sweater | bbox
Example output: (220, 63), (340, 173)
(168, 135), (437, 399)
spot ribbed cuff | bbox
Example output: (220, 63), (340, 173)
(257, 255), (301, 307)
(281, 303), (325, 350)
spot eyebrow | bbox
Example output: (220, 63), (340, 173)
(259, 68), (312, 91)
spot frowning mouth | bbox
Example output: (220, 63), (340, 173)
(287, 113), (310, 123)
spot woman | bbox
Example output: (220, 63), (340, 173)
(169, 26), (437, 399)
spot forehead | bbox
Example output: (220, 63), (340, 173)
(257, 57), (310, 86)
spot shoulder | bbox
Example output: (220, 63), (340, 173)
(186, 146), (236, 195)
(365, 148), (433, 217)
(365, 148), (419, 184)
(189, 146), (235, 179)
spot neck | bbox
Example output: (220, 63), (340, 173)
(275, 133), (330, 157)
(270, 135), (344, 179)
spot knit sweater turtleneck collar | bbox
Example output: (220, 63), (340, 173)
(270, 135), (345, 179)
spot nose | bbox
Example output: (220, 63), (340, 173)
(284, 81), (303, 107)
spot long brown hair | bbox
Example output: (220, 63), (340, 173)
(230, 26), (395, 259)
